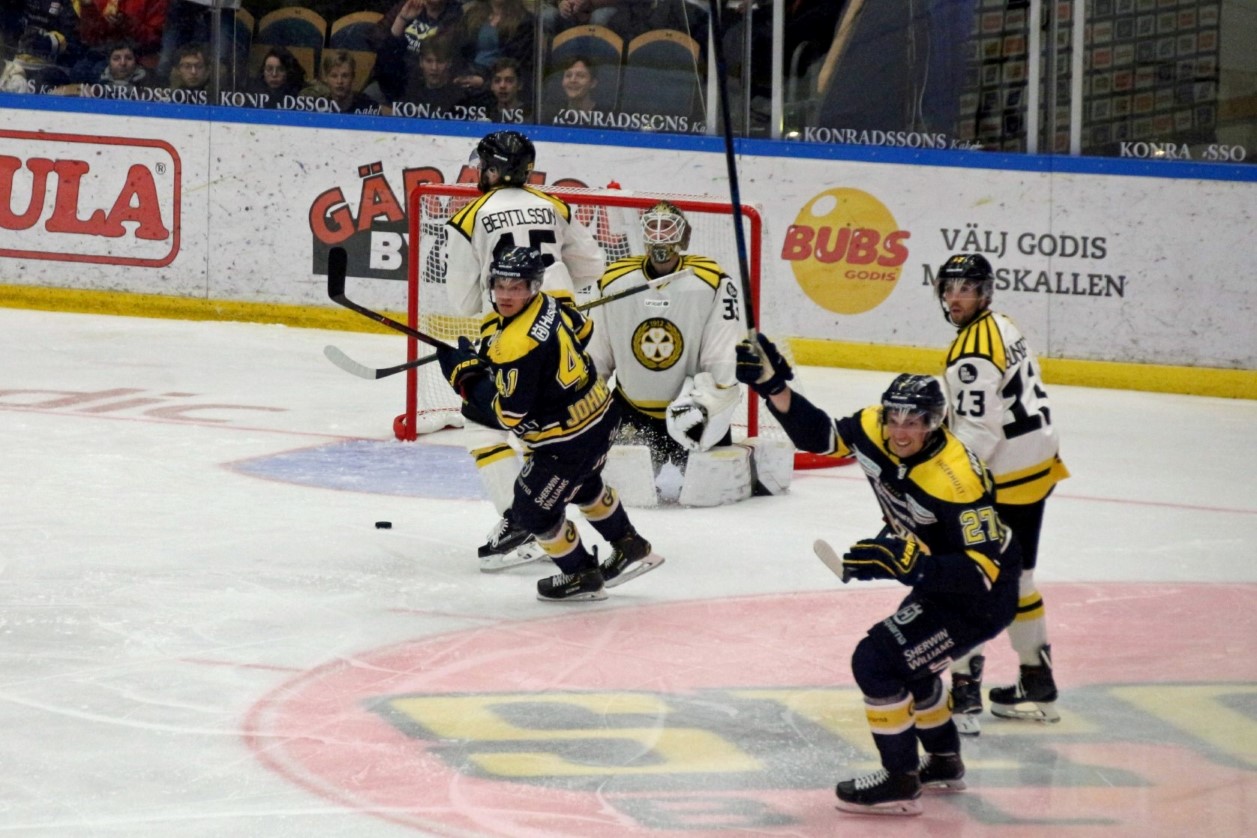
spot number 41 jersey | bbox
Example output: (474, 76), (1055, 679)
(943, 309), (1069, 505)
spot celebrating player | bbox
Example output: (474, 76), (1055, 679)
(585, 201), (787, 505)
(443, 130), (606, 569)
(932, 253), (1069, 732)
(437, 247), (665, 601)
(736, 337), (1019, 815)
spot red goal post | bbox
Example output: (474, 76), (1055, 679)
(395, 181), (845, 470)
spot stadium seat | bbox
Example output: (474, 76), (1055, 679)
(619, 29), (704, 122)
(255, 7), (328, 52)
(329, 11), (383, 52)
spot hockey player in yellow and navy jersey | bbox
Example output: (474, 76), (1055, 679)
(933, 253), (1069, 734)
(736, 335), (1020, 816)
(437, 247), (665, 602)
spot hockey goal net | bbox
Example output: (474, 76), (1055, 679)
(396, 182), (836, 468)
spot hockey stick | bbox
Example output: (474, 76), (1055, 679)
(709, 1), (758, 336)
(326, 246), (458, 353)
(324, 269), (695, 380)
(813, 538), (852, 583)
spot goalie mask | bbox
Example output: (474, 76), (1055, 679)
(641, 201), (691, 264)
(488, 246), (544, 310)
(933, 253), (994, 325)
(473, 130), (535, 191)
(880, 374), (946, 433)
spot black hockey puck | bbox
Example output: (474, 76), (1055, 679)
(375, 521), (392, 529)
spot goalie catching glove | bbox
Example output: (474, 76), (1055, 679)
(841, 535), (924, 585)
(665, 372), (741, 452)
(735, 333), (793, 397)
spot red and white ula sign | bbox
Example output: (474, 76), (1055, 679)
(0, 130), (180, 267)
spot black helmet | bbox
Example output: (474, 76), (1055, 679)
(933, 252), (994, 325)
(490, 246), (544, 287)
(475, 130), (535, 189)
(881, 374), (946, 431)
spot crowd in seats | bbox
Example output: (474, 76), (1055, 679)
(0, 0), (712, 131)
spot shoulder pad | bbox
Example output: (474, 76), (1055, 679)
(599, 257), (648, 292)
(946, 310), (1007, 370)
(521, 186), (573, 222)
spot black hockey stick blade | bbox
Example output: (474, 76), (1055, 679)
(813, 539), (852, 583)
(323, 345), (439, 380)
(326, 245), (348, 300)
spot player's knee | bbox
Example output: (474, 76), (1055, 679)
(851, 636), (903, 698)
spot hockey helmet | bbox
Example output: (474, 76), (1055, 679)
(474, 130), (535, 190)
(489, 246), (545, 298)
(881, 374), (946, 432)
(641, 201), (691, 263)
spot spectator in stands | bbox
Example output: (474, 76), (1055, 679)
(539, 0), (618, 35)
(607, 0), (704, 49)
(87, 38), (152, 92)
(485, 55), (530, 123)
(74, 0), (166, 81)
(370, 0), (465, 105)
(244, 45), (307, 109)
(168, 41), (210, 94)
(544, 53), (604, 123)
(15, 0), (85, 72)
(391, 32), (489, 117)
(156, 0), (246, 90)
(301, 48), (383, 114)
(0, 25), (72, 93)
(453, 0), (535, 97)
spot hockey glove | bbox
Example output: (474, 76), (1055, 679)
(841, 536), (923, 585)
(665, 398), (706, 451)
(735, 333), (793, 397)
(437, 336), (487, 400)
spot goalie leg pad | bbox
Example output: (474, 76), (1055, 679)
(468, 434), (520, 515)
(679, 445), (752, 507)
(601, 444), (658, 508)
(740, 437), (794, 495)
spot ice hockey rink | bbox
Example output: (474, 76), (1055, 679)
(1, 306), (1254, 837)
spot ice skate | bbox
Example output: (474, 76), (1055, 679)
(835, 768), (922, 816)
(479, 539), (549, 573)
(918, 753), (966, 791)
(478, 512), (532, 558)
(990, 645), (1061, 723)
(536, 567), (607, 603)
(599, 529), (665, 588)
(951, 654), (985, 736)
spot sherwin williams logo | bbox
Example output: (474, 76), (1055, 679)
(0, 130), (180, 267)
(781, 188), (910, 314)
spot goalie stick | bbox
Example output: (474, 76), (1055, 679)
(813, 538), (852, 583)
(324, 268), (694, 381)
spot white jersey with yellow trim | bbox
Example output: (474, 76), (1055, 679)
(444, 185), (606, 316)
(943, 309), (1069, 505)
(586, 254), (744, 419)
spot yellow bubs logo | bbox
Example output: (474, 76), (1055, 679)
(782, 188), (911, 314)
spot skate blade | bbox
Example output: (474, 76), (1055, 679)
(479, 544), (548, 573)
(535, 589), (608, 603)
(922, 778), (967, 792)
(603, 554), (666, 588)
(990, 701), (1060, 723)
(835, 798), (923, 816)
(954, 714), (981, 736)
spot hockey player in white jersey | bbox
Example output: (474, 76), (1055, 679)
(443, 130), (607, 570)
(933, 253), (1070, 733)
(586, 200), (791, 507)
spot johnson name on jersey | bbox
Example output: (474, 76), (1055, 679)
(479, 292), (611, 448)
(943, 309), (1069, 504)
(587, 255), (744, 418)
(444, 185), (606, 316)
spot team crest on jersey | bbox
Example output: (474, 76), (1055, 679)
(631, 318), (684, 371)
(958, 362), (978, 384)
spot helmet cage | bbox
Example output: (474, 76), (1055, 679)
(641, 202), (690, 263)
